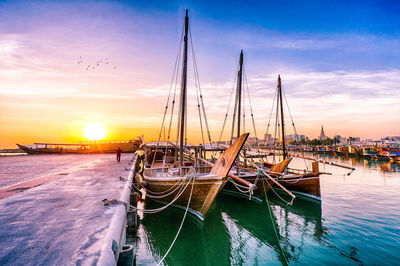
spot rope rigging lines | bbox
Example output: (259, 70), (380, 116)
(263, 77), (309, 168)
(243, 67), (258, 141)
(150, 15), (216, 165)
(152, 23), (184, 168)
(219, 65), (238, 143)
(219, 54), (259, 149)
(189, 26), (215, 154)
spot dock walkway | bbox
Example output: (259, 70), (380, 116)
(0, 154), (136, 265)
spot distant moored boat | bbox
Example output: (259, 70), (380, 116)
(16, 138), (142, 154)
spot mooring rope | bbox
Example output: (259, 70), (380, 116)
(132, 177), (188, 199)
(228, 178), (251, 193)
(263, 175), (294, 206)
(130, 175), (193, 214)
(157, 176), (195, 265)
(279, 174), (306, 184)
(227, 176), (257, 200)
(261, 178), (290, 266)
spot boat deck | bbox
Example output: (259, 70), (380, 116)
(0, 154), (135, 265)
(229, 167), (258, 178)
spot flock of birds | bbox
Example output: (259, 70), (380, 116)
(77, 56), (117, 71)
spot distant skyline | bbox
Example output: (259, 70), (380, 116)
(1, 0), (400, 148)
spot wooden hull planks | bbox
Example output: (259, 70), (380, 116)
(276, 174), (321, 198)
(145, 176), (227, 220)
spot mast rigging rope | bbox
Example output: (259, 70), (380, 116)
(218, 65), (239, 143)
(189, 27), (215, 155)
(152, 23), (184, 167)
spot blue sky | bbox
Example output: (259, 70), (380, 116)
(0, 0), (399, 147)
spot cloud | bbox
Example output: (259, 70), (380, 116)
(1, 4), (399, 143)
(181, 68), (400, 139)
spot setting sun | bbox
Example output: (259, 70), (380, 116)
(83, 122), (106, 141)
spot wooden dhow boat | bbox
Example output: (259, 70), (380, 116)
(16, 139), (142, 154)
(220, 71), (354, 201)
(258, 75), (322, 201)
(216, 51), (294, 202)
(221, 73), (322, 201)
(142, 133), (249, 220)
(140, 10), (250, 220)
(260, 158), (321, 200)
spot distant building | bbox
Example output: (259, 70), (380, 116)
(319, 126), (327, 140)
(286, 134), (305, 143)
(350, 137), (361, 144)
(247, 137), (259, 145)
(264, 134), (272, 142)
(334, 135), (341, 143)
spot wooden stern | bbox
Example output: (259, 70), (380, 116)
(210, 133), (250, 177)
(271, 158), (292, 173)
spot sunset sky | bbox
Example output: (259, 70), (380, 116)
(1, 0), (400, 148)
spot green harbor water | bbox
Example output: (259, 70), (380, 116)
(136, 155), (400, 265)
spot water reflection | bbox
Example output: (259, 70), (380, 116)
(136, 194), (329, 265)
(268, 196), (325, 263)
(136, 153), (400, 265)
(218, 195), (285, 265)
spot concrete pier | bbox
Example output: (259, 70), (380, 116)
(0, 153), (138, 265)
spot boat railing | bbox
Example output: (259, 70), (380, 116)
(180, 165), (211, 175)
(144, 167), (170, 177)
(287, 167), (313, 175)
(144, 165), (211, 177)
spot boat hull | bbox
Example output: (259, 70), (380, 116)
(143, 175), (227, 220)
(17, 142), (141, 154)
(276, 174), (321, 198)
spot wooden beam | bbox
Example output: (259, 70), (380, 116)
(289, 153), (355, 170)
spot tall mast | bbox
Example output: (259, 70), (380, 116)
(179, 9), (189, 167)
(277, 75), (286, 159)
(236, 50), (243, 174)
(237, 50), (243, 138)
